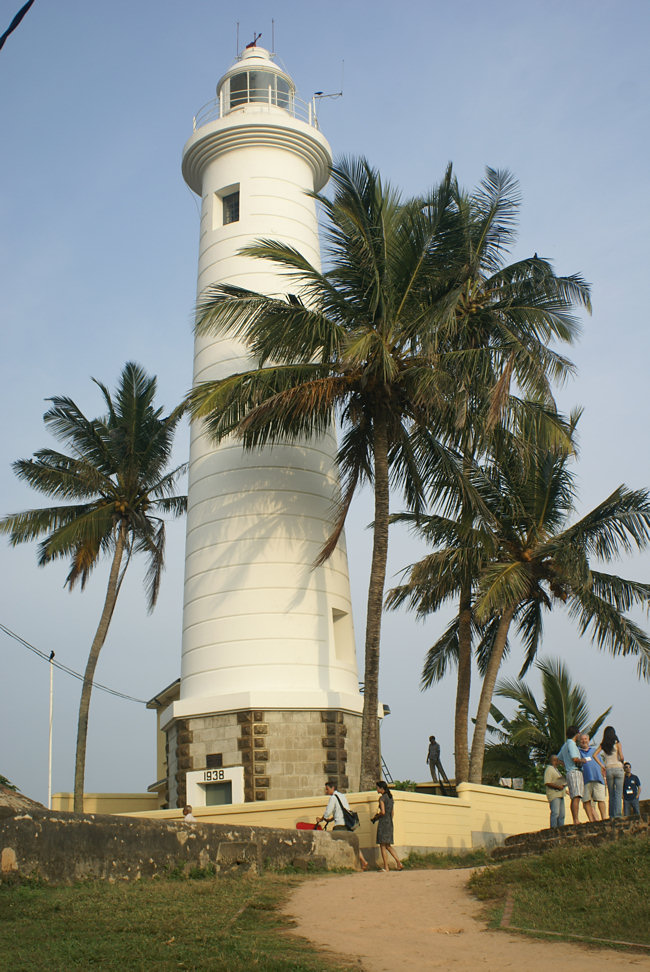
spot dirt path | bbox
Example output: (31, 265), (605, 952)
(284, 869), (650, 971)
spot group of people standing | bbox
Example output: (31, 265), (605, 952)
(545, 725), (642, 827)
(316, 779), (403, 872)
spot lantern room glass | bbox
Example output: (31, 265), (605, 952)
(227, 71), (293, 111)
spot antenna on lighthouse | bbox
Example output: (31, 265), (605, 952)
(271, 18), (275, 55)
(314, 60), (345, 101)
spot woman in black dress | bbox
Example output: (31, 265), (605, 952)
(372, 781), (403, 872)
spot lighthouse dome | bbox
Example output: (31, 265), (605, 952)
(217, 46), (295, 115)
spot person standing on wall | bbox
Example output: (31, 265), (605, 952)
(623, 762), (641, 816)
(557, 725), (587, 825)
(426, 735), (449, 788)
(594, 726), (625, 819)
(578, 733), (607, 821)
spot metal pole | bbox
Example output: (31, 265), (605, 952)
(48, 650), (54, 809)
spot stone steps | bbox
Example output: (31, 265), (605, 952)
(492, 809), (649, 861)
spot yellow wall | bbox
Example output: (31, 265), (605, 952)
(118, 783), (565, 857)
(391, 790), (474, 852)
(456, 782), (557, 846)
(52, 793), (160, 815)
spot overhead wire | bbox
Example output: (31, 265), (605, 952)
(0, 621), (147, 704)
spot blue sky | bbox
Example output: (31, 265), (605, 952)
(1, 0), (649, 803)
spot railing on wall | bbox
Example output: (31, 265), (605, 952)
(193, 89), (320, 132)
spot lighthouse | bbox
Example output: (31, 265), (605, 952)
(161, 44), (363, 809)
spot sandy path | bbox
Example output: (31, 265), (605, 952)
(284, 869), (650, 971)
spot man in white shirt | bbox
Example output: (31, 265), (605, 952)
(316, 780), (368, 869)
(317, 780), (350, 830)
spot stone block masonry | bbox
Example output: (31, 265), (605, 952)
(0, 806), (357, 884)
(167, 708), (362, 806)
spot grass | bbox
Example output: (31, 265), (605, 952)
(0, 873), (356, 972)
(6, 837), (647, 967)
(469, 833), (650, 948)
(402, 848), (491, 869)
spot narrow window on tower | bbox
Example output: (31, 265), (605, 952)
(214, 184), (241, 229)
(222, 190), (240, 225)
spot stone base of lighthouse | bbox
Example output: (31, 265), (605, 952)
(164, 708), (362, 809)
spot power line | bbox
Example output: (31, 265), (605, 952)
(0, 621), (147, 704)
(0, 0), (36, 52)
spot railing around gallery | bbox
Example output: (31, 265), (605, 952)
(193, 88), (320, 132)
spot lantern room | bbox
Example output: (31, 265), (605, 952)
(217, 45), (294, 114)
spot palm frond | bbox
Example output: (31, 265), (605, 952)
(566, 586), (650, 679)
(421, 618), (460, 686)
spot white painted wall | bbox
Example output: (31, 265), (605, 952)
(174, 48), (362, 723)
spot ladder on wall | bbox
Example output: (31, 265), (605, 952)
(381, 756), (394, 785)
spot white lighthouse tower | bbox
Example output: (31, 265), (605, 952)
(162, 44), (363, 808)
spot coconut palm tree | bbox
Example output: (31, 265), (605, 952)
(389, 410), (650, 783)
(0, 363), (187, 810)
(188, 158), (477, 789)
(415, 169), (590, 783)
(468, 415), (650, 781)
(483, 656), (612, 784)
(188, 158), (592, 788)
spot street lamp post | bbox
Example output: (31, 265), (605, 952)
(48, 650), (54, 809)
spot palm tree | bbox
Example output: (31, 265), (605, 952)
(389, 411), (650, 783)
(483, 656), (612, 784)
(386, 500), (501, 778)
(188, 158), (476, 789)
(468, 414), (650, 781)
(418, 170), (590, 783)
(0, 363), (187, 810)
(188, 159), (592, 788)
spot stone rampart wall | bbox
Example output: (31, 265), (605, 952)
(0, 807), (357, 885)
(492, 812), (649, 860)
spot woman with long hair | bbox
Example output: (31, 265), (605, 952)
(594, 726), (625, 818)
(371, 781), (403, 872)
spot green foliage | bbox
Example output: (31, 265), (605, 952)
(470, 415), (650, 675)
(390, 408), (650, 784)
(469, 834), (650, 947)
(188, 158), (592, 788)
(0, 362), (187, 606)
(0, 774), (17, 791)
(0, 362), (188, 809)
(391, 779), (418, 791)
(482, 655), (612, 785)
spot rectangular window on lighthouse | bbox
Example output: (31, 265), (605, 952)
(222, 190), (240, 225)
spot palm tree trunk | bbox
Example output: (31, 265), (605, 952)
(73, 523), (126, 812)
(360, 414), (390, 791)
(468, 606), (515, 784)
(454, 449), (475, 784)
(454, 583), (472, 783)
